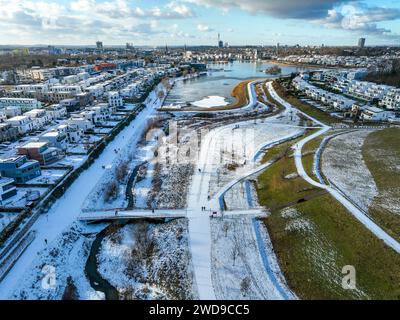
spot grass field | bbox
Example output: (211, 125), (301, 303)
(362, 128), (400, 242)
(256, 136), (400, 300)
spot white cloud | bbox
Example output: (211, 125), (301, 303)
(197, 24), (214, 32)
(0, 0), (196, 44)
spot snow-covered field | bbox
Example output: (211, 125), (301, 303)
(0, 212), (19, 233)
(321, 130), (378, 212)
(210, 216), (295, 300)
(207, 122), (304, 200)
(10, 222), (106, 300)
(98, 219), (197, 300)
(192, 96), (229, 108)
(2, 187), (48, 208)
(223, 180), (259, 210)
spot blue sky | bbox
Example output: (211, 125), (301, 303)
(0, 0), (399, 46)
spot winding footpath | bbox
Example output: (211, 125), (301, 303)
(187, 81), (301, 299)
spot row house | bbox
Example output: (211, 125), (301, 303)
(380, 90), (400, 110)
(46, 104), (67, 119)
(108, 91), (124, 109)
(3, 106), (21, 118)
(0, 123), (19, 142)
(0, 98), (42, 111)
(67, 116), (95, 132)
(0, 177), (17, 202)
(17, 141), (61, 165)
(56, 123), (83, 143)
(24, 109), (52, 130)
(40, 130), (68, 150)
(6, 116), (34, 134)
(361, 106), (395, 122)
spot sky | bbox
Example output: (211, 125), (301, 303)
(0, 0), (400, 46)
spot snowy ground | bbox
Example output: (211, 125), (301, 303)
(1, 187), (48, 208)
(54, 154), (88, 169)
(210, 216), (295, 300)
(321, 130), (378, 212)
(207, 122), (304, 200)
(192, 96), (229, 108)
(223, 180), (259, 210)
(24, 169), (68, 185)
(98, 219), (197, 300)
(0, 212), (19, 233)
(10, 222), (106, 300)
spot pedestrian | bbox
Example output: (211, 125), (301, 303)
(115, 210), (118, 216)
(152, 208), (155, 213)
(44, 239), (48, 245)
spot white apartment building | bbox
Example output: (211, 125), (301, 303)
(24, 109), (51, 129)
(108, 91), (123, 109)
(6, 115), (34, 134)
(46, 104), (67, 119)
(361, 106), (395, 121)
(0, 98), (42, 111)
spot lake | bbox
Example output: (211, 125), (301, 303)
(163, 61), (309, 107)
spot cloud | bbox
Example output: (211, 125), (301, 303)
(0, 0), (196, 44)
(70, 0), (195, 19)
(197, 24), (214, 32)
(317, 4), (400, 37)
(184, 0), (349, 19)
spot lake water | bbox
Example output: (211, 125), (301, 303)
(164, 61), (308, 106)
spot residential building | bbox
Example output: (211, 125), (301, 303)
(17, 141), (61, 165)
(0, 98), (42, 111)
(0, 177), (17, 202)
(40, 131), (68, 150)
(0, 123), (19, 142)
(361, 106), (395, 121)
(108, 91), (123, 109)
(0, 155), (41, 183)
(6, 116), (34, 134)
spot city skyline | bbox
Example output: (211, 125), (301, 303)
(0, 0), (400, 46)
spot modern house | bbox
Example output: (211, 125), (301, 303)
(361, 106), (395, 122)
(108, 91), (124, 109)
(0, 155), (41, 183)
(6, 116), (34, 134)
(0, 177), (17, 202)
(17, 141), (61, 165)
(40, 131), (68, 150)
(0, 123), (19, 142)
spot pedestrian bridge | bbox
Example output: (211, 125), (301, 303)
(78, 208), (188, 222)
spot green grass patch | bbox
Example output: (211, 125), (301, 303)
(256, 136), (400, 299)
(362, 128), (400, 242)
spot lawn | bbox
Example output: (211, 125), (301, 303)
(256, 137), (400, 299)
(362, 128), (400, 242)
